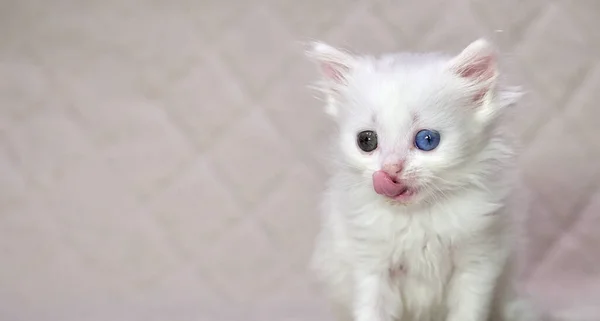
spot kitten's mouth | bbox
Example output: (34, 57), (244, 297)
(372, 171), (416, 201)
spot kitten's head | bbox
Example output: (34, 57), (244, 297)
(306, 39), (521, 205)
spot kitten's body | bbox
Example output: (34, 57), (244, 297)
(306, 40), (536, 321)
(313, 162), (526, 321)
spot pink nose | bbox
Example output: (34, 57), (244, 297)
(372, 170), (408, 198)
(382, 162), (403, 176)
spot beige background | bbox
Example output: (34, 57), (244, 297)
(1, 0), (599, 320)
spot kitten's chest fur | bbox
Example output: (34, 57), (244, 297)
(355, 209), (455, 310)
(387, 222), (454, 282)
(320, 191), (497, 320)
(347, 201), (457, 275)
(388, 217), (455, 318)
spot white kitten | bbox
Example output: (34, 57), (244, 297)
(305, 39), (537, 321)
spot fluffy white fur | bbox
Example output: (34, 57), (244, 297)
(305, 39), (537, 321)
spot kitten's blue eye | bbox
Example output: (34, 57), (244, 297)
(414, 129), (441, 151)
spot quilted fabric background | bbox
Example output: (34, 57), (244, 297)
(1, 0), (599, 320)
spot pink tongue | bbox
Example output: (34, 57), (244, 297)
(372, 171), (407, 197)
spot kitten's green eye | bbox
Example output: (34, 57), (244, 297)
(357, 130), (378, 152)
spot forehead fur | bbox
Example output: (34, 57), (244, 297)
(340, 53), (471, 127)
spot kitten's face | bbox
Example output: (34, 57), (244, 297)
(338, 60), (481, 204)
(307, 40), (518, 205)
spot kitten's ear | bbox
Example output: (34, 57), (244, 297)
(448, 39), (498, 104)
(305, 41), (356, 117)
(449, 39), (523, 121)
(305, 42), (355, 89)
(449, 38), (497, 83)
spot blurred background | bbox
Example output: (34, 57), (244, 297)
(1, 0), (599, 320)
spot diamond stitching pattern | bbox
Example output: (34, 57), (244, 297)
(1, 0), (599, 319)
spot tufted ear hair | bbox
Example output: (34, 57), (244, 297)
(449, 39), (524, 122)
(449, 39), (497, 81)
(448, 38), (499, 105)
(305, 41), (356, 87)
(305, 41), (357, 117)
